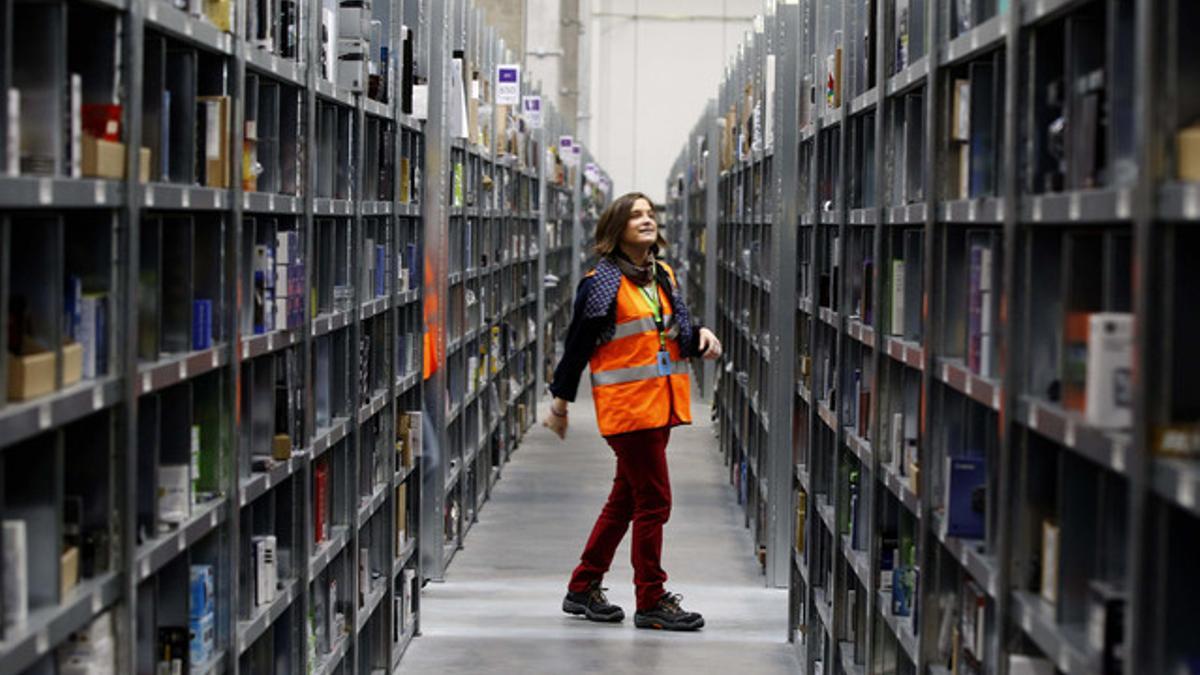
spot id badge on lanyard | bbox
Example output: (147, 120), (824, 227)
(656, 350), (671, 377)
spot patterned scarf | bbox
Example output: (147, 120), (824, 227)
(586, 255), (695, 352)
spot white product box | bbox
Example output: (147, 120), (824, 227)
(1085, 313), (1133, 428)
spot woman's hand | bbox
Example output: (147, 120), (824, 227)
(542, 398), (569, 440)
(697, 328), (723, 361)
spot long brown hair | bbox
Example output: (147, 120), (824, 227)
(593, 191), (669, 258)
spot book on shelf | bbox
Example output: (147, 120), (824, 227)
(3, 520), (27, 630)
(66, 73), (81, 178)
(960, 579), (987, 660)
(942, 455), (986, 539)
(967, 236), (995, 377)
(79, 292), (108, 379)
(1062, 311), (1090, 413)
(950, 78), (971, 199)
(890, 258), (905, 336)
(315, 456), (331, 544)
(395, 484), (408, 548)
(895, 0), (910, 72)
(1086, 580), (1126, 675)
(357, 546), (369, 606)
(1040, 519), (1059, 606)
(192, 299), (212, 350)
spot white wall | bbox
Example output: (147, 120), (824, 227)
(525, 0), (563, 116)
(587, 0), (759, 203)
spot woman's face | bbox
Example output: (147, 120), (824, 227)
(621, 198), (658, 250)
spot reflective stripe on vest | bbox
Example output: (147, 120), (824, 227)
(590, 359), (691, 387)
(606, 312), (674, 343)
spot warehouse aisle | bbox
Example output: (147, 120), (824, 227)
(398, 383), (797, 674)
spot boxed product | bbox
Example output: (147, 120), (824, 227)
(81, 135), (124, 179)
(61, 545), (80, 597)
(188, 611), (215, 666)
(190, 565), (215, 618)
(942, 456), (986, 539)
(7, 339), (82, 400)
(157, 465), (191, 529)
(1084, 313), (1133, 428)
(1179, 123), (1200, 181)
(338, 39), (368, 93)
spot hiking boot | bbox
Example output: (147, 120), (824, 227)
(563, 582), (625, 622)
(634, 592), (705, 631)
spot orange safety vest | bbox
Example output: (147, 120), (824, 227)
(588, 263), (692, 437)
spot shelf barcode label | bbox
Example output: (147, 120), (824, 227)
(37, 178), (51, 205)
(145, 186), (155, 207)
(94, 181), (106, 204)
(181, 189), (190, 208)
(1185, 188), (1200, 221)
(1069, 193), (1081, 220)
(93, 387), (104, 410)
(38, 404), (51, 429)
(179, 360), (188, 380)
(36, 630), (49, 655)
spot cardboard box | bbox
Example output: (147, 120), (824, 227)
(7, 339), (82, 401)
(272, 434), (292, 461)
(82, 135), (125, 180)
(1178, 124), (1200, 181)
(197, 96), (230, 188)
(61, 546), (80, 598)
(139, 147), (151, 184)
(203, 0), (233, 31)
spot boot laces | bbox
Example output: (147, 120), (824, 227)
(590, 585), (611, 606)
(661, 593), (684, 614)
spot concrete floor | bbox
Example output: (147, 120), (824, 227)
(397, 384), (798, 674)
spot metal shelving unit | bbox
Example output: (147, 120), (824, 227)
(668, 1), (1198, 674)
(0, 0), (505, 671)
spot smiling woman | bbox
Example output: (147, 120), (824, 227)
(541, 191), (722, 632)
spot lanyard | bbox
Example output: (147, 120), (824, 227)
(640, 283), (667, 350)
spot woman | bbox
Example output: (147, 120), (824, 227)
(543, 192), (722, 631)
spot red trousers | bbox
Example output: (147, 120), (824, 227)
(568, 427), (672, 611)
